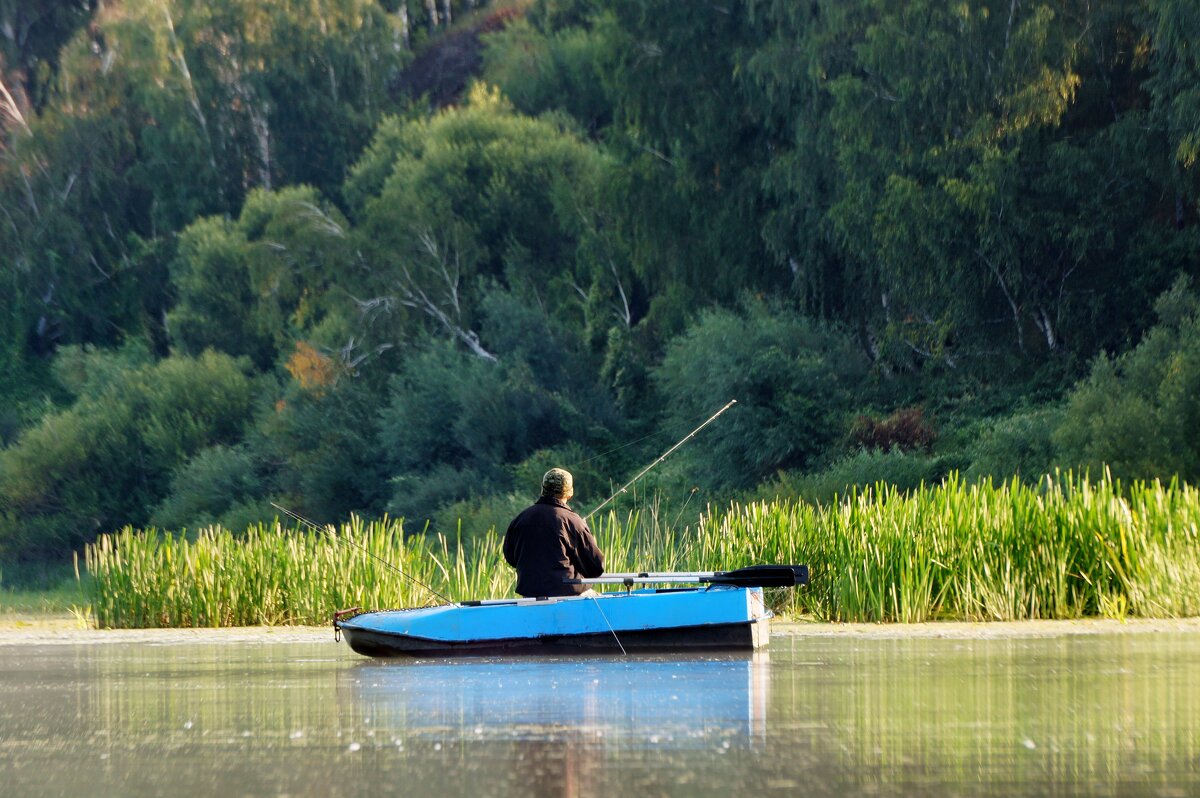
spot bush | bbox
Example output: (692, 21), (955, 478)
(964, 406), (1064, 483)
(150, 445), (265, 532)
(378, 341), (584, 515)
(168, 187), (352, 369)
(1054, 278), (1200, 482)
(388, 463), (490, 531)
(761, 449), (952, 506)
(851, 407), (936, 452)
(0, 351), (258, 558)
(653, 299), (870, 489)
(433, 492), (529, 545)
(482, 20), (611, 132)
(258, 382), (388, 523)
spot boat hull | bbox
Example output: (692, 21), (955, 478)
(336, 587), (771, 658)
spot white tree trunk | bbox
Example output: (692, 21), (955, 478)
(1034, 305), (1058, 351)
(397, 2), (410, 49)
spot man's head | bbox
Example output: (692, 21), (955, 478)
(541, 468), (574, 501)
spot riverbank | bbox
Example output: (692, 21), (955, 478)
(3, 615), (1198, 646)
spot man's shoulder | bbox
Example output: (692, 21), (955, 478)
(530, 497), (585, 523)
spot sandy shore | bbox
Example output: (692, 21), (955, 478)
(2, 613), (1198, 646)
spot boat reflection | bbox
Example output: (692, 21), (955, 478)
(340, 652), (770, 748)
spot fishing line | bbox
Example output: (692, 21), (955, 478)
(669, 486), (700, 531)
(588, 595), (627, 656)
(270, 503), (456, 607)
(584, 399), (737, 520)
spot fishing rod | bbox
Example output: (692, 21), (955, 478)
(584, 399), (737, 520)
(570, 564), (809, 589)
(270, 502), (456, 606)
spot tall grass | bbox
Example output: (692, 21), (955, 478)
(85, 472), (1200, 627)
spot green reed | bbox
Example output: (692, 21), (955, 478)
(84, 471), (1200, 627)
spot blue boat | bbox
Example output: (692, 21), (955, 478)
(334, 565), (807, 658)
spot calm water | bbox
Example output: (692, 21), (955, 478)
(1, 631), (1198, 797)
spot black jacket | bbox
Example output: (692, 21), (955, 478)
(503, 497), (605, 597)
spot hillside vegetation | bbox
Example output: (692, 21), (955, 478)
(1, 0), (1199, 568)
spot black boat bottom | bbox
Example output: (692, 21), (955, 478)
(339, 617), (769, 658)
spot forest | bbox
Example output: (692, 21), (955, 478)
(1, 0), (1198, 572)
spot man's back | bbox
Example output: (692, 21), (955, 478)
(503, 495), (605, 597)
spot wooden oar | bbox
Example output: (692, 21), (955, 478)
(570, 564), (808, 589)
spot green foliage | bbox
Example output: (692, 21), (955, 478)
(378, 340), (581, 519)
(5, 0), (1200, 566)
(346, 85), (614, 354)
(739, 0), (1194, 370)
(0, 0), (404, 364)
(50, 342), (155, 400)
(653, 300), (870, 488)
(169, 187), (354, 367)
(964, 406), (1065, 483)
(149, 445), (265, 532)
(591, 0), (779, 299)
(0, 351), (258, 558)
(433, 492), (528, 546)
(257, 381), (388, 523)
(0, 0), (96, 112)
(482, 19), (611, 132)
(762, 450), (951, 507)
(1143, 0), (1200, 176)
(1055, 279), (1200, 482)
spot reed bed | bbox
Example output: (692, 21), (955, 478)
(84, 472), (1200, 628)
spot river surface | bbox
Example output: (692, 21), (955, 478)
(1, 629), (1198, 797)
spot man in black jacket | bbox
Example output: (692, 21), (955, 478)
(503, 468), (605, 597)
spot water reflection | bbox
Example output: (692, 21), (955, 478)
(340, 655), (769, 798)
(344, 654), (769, 746)
(767, 634), (1200, 796)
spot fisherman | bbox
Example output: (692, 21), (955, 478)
(503, 468), (605, 597)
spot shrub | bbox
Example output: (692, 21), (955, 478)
(964, 406), (1064, 482)
(653, 299), (870, 489)
(0, 351), (257, 558)
(150, 445), (265, 532)
(1054, 278), (1200, 482)
(761, 449), (951, 506)
(851, 407), (936, 452)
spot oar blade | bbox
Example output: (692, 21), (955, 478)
(705, 565), (809, 588)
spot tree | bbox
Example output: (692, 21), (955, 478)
(169, 186), (355, 369)
(745, 0), (1190, 372)
(1144, 0), (1200, 182)
(653, 299), (870, 489)
(377, 339), (582, 522)
(0, 350), (257, 558)
(481, 17), (611, 133)
(345, 84), (614, 358)
(1055, 279), (1200, 482)
(0, 0), (96, 118)
(0, 0), (405, 368)
(593, 0), (782, 299)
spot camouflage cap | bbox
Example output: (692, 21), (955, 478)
(541, 468), (574, 499)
